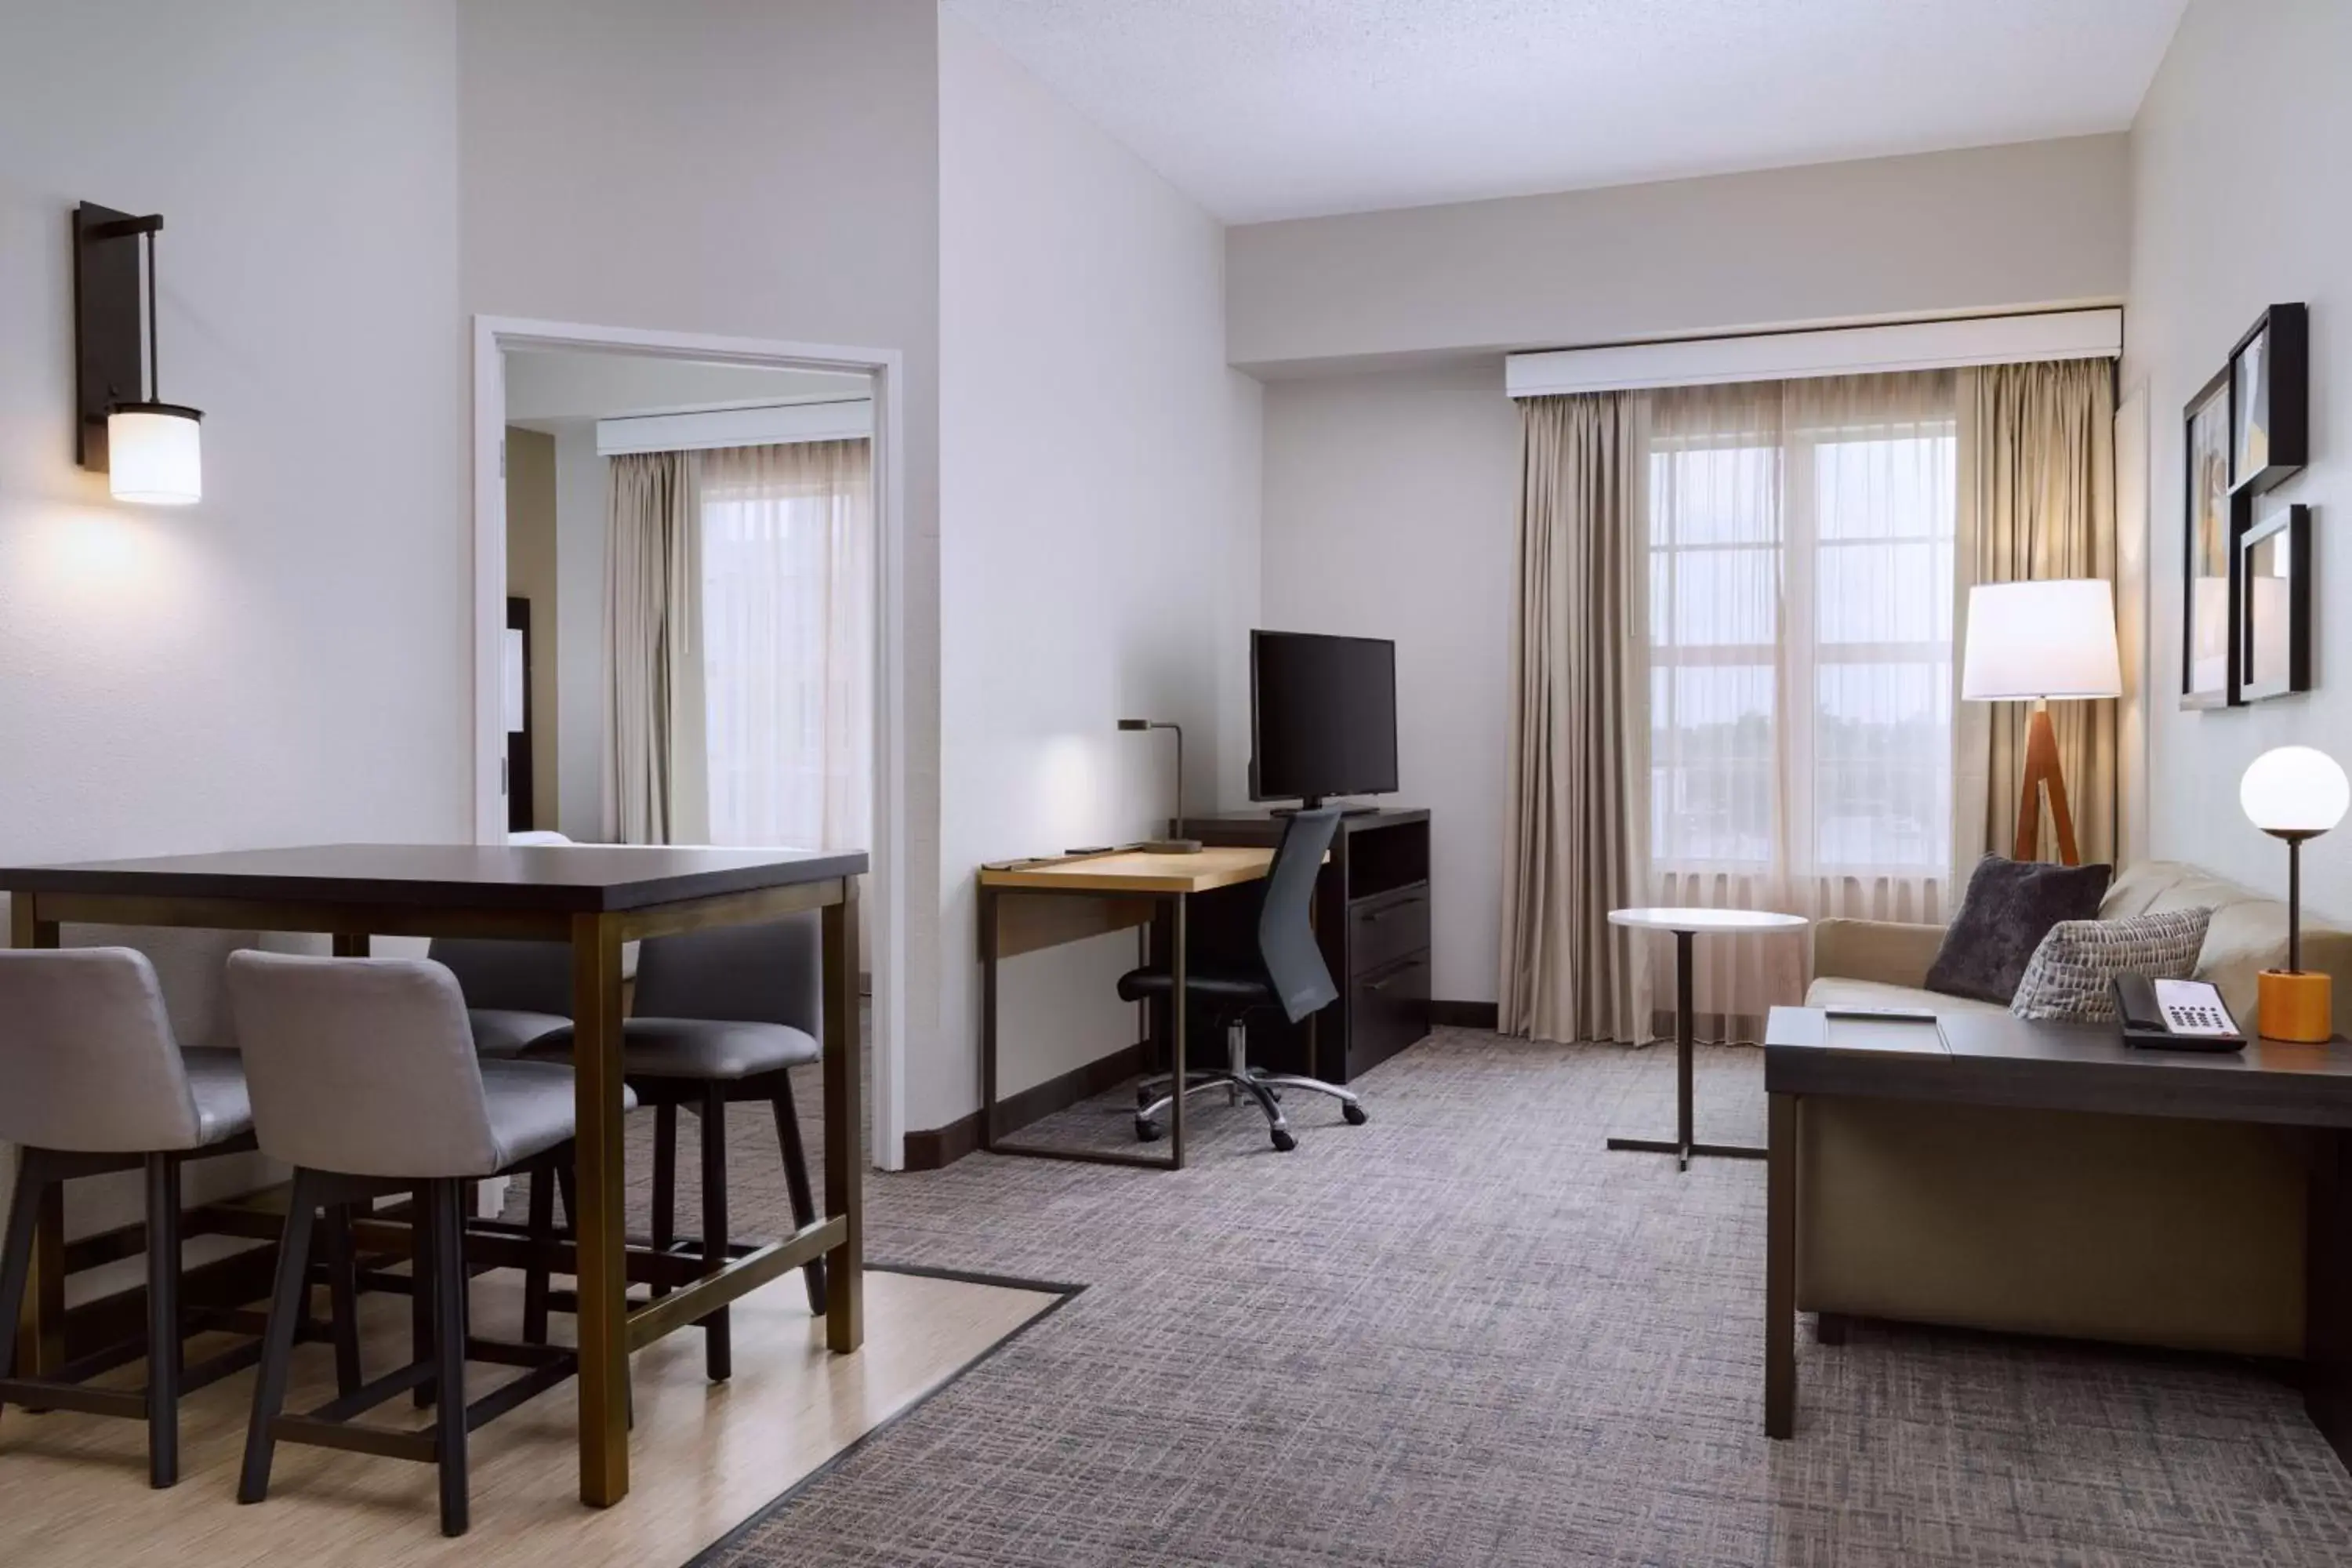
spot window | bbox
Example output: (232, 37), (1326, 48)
(1646, 372), (1956, 887)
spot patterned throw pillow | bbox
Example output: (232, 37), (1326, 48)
(2009, 908), (2216, 1022)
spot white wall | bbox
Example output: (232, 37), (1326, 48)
(1229, 135), (2132, 372)
(937, 13), (1264, 1117)
(459, 0), (948, 1133)
(1261, 361), (1520, 1003)
(0, 0), (465, 1227)
(2130, 0), (2352, 914)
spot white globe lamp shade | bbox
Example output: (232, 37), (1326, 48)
(2241, 746), (2350, 839)
(1960, 579), (2123, 701)
(107, 402), (203, 506)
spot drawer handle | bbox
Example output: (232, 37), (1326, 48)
(1364, 900), (1421, 924)
(1366, 968), (1407, 993)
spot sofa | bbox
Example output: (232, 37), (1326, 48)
(1799, 859), (2352, 1359)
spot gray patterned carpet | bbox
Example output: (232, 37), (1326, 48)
(646, 1029), (2352, 1566)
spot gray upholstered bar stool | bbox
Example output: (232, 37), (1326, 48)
(0, 947), (336, 1489)
(523, 916), (827, 1377)
(428, 937), (575, 1058)
(226, 950), (618, 1537)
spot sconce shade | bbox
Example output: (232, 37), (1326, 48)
(1116, 718), (1151, 731)
(106, 402), (203, 505)
(1960, 579), (2122, 701)
(2241, 746), (2350, 838)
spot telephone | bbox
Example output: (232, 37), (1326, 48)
(2111, 975), (2247, 1051)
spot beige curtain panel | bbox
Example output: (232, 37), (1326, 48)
(1954, 360), (2119, 869)
(603, 450), (703, 845)
(1497, 392), (1647, 1045)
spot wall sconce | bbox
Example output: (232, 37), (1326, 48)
(74, 201), (203, 505)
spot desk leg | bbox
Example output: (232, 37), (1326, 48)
(570, 913), (630, 1508)
(1167, 893), (1187, 1172)
(2309, 1127), (2352, 1468)
(822, 877), (865, 1354)
(980, 886), (1000, 1153)
(1765, 1091), (1796, 1439)
(9, 897), (63, 1381)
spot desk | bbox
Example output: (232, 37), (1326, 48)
(1762, 1004), (2352, 1470)
(978, 847), (1278, 1171)
(1, 841), (866, 1509)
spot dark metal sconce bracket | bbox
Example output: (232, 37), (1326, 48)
(72, 201), (165, 470)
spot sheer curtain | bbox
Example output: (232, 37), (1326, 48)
(1641, 371), (1958, 1039)
(695, 438), (873, 854)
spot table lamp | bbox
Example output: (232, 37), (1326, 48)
(2240, 745), (2348, 1041)
(1960, 579), (2123, 865)
(1117, 719), (1202, 854)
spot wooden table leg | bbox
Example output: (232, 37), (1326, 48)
(9, 895), (64, 1380)
(570, 913), (630, 1506)
(821, 877), (864, 1354)
(1765, 1091), (1796, 1439)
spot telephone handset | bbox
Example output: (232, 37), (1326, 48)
(2111, 974), (2247, 1051)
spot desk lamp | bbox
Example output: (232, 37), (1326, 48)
(2241, 745), (2349, 1041)
(1960, 579), (2122, 864)
(1117, 719), (1202, 854)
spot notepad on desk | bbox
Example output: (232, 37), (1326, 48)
(1818, 1007), (1948, 1054)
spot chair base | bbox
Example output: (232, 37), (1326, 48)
(240, 1163), (575, 1537)
(0, 1137), (341, 1490)
(1134, 1022), (1367, 1152)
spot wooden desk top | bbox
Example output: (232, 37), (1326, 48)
(978, 846), (1276, 895)
(0, 842), (869, 913)
(1765, 1004), (2352, 1130)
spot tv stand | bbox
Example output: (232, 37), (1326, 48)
(1173, 808), (1432, 1083)
(1272, 798), (1384, 817)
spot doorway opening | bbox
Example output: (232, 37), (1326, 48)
(470, 318), (909, 1170)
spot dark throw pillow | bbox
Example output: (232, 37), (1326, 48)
(1924, 854), (2114, 1006)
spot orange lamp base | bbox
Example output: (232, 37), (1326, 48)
(2257, 969), (2333, 1043)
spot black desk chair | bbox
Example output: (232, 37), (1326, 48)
(1117, 807), (1364, 1152)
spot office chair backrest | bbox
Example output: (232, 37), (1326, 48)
(1258, 808), (1341, 1024)
(633, 915), (822, 1038)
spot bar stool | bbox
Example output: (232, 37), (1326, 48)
(0, 946), (344, 1489)
(523, 916), (827, 1377)
(429, 938), (575, 1058)
(226, 950), (619, 1537)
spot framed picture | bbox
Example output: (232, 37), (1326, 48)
(2181, 368), (2238, 707)
(2229, 303), (2309, 494)
(2238, 503), (2310, 702)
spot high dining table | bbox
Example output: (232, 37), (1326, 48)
(0, 841), (866, 1508)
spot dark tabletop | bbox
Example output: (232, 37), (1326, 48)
(1766, 1004), (2352, 1130)
(0, 843), (869, 914)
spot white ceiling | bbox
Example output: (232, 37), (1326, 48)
(946, 0), (2186, 223)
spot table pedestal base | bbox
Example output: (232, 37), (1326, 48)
(1604, 927), (1766, 1171)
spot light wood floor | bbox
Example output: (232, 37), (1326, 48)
(0, 1265), (1061, 1567)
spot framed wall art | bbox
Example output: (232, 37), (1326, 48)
(2238, 503), (2310, 702)
(2230, 303), (2308, 495)
(2182, 367), (2239, 707)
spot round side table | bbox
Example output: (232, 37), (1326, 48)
(1606, 907), (1809, 1171)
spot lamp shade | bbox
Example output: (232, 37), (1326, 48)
(107, 401), (202, 505)
(1960, 579), (2122, 701)
(2241, 746), (2350, 837)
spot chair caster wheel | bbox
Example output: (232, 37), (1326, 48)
(1271, 1128), (1297, 1152)
(1342, 1102), (1367, 1126)
(1135, 1118), (1163, 1142)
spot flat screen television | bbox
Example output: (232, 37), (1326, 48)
(1250, 630), (1399, 808)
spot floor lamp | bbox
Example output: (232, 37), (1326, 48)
(1960, 580), (2122, 866)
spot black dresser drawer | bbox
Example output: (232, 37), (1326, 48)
(1350, 949), (1430, 1074)
(1348, 884), (1430, 977)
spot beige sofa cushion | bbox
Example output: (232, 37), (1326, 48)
(1804, 975), (2006, 1017)
(2101, 860), (2352, 1025)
